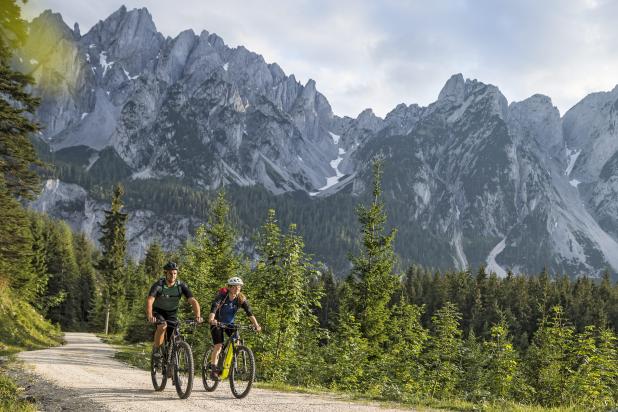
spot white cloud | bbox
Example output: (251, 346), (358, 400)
(23, 0), (618, 118)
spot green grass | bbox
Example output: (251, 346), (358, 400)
(0, 286), (62, 357)
(0, 369), (36, 412)
(0, 285), (61, 412)
(98, 334), (152, 370)
(102, 336), (609, 412)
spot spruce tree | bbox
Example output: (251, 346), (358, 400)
(97, 184), (128, 333)
(144, 241), (165, 280)
(423, 302), (463, 399)
(0, 0), (42, 200)
(206, 190), (241, 285)
(248, 210), (320, 381)
(27, 212), (48, 306)
(526, 305), (574, 406)
(73, 232), (96, 328)
(347, 159), (398, 349)
(483, 320), (519, 400)
(43, 219), (79, 328)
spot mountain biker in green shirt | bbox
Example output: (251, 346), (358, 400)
(146, 261), (203, 357)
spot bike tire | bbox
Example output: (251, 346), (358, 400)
(229, 345), (255, 399)
(201, 347), (219, 392)
(151, 349), (167, 391)
(173, 341), (194, 399)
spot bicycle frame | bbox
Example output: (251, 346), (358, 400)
(215, 323), (249, 380)
(219, 338), (236, 380)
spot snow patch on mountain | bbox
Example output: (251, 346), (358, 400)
(329, 131), (340, 145)
(99, 51), (114, 76)
(565, 148), (581, 176)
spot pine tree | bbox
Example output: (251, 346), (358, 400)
(206, 190), (241, 285)
(0, 174), (34, 291)
(385, 301), (428, 395)
(43, 219), (79, 328)
(347, 159), (398, 349)
(423, 302), (463, 399)
(526, 305), (574, 406)
(248, 210), (320, 381)
(325, 310), (369, 391)
(26, 212), (48, 306)
(73, 232), (96, 328)
(564, 325), (618, 407)
(482, 320), (519, 400)
(96, 184), (128, 333)
(144, 241), (165, 280)
(0, 0), (42, 200)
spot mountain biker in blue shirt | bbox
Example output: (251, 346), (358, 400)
(207, 276), (261, 379)
(146, 262), (203, 357)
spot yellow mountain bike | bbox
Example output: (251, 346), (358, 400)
(201, 323), (256, 398)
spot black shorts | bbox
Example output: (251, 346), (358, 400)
(153, 308), (178, 324)
(210, 325), (236, 345)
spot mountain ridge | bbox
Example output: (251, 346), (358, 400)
(21, 6), (618, 278)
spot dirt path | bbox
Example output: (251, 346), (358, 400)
(17, 333), (413, 411)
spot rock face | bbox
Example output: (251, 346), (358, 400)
(21, 8), (618, 277)
(20, 7), (340, 194)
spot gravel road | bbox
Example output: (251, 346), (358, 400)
(18, 333), (413, 411)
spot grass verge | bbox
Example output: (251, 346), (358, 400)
(0, 286), (62, 357)
(100, 336), (599, 412)
(0, 365), (36, 412)
(0, 285), (62, 411)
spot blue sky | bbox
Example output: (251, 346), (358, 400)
(23, 0), (618, 118)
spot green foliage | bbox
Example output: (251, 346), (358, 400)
(247, 209), (322, 381)
(324, 312), (369, 391)
(526, 306), (575, 406)
(483, 320), (519, 400)
(0, 176), (36, 295)
(96, 184), (129, 333)
(563, 326), (618, 408)
(42, 219), (79, 328)
(0, 282), (62, 356)
(143, 241), (165, 279)
(423, 302), (463, 398)
(384, 301), (428, 395)
(0, 372), (35, 412)
(0, 0), (41, 201)
(347, 160), (398, 350)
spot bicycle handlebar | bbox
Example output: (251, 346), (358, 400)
(213, 322), (256, 331)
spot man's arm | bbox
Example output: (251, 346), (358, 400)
(146, 296), (156, 323)
(187, 297), (202, 322)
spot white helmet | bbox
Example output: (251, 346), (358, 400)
(227, 276), (244, 286)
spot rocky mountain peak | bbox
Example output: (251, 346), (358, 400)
(30, 9), (73, 41)
(508, 94), (562, 152)
(356, 108), (382, 131)
(438, 73), (465, 103)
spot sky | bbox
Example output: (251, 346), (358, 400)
(23, 0), (618, 118)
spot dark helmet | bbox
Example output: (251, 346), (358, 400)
(163, 261), (178, 271)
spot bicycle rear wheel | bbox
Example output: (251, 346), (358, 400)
(150, 348), (167, 391)
(229, 345), (255, 399)
(201, 347), (219, 391)
(173, 341), (194, 399)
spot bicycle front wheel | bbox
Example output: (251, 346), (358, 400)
(150, 349), (167, 391)
(201, 347), (219, 392)
(173, 341), (194, 399)
(229, 345), (255, 399)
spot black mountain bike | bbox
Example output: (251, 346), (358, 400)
(150, 319), (196, 399)
(201, 323), (256, 399)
